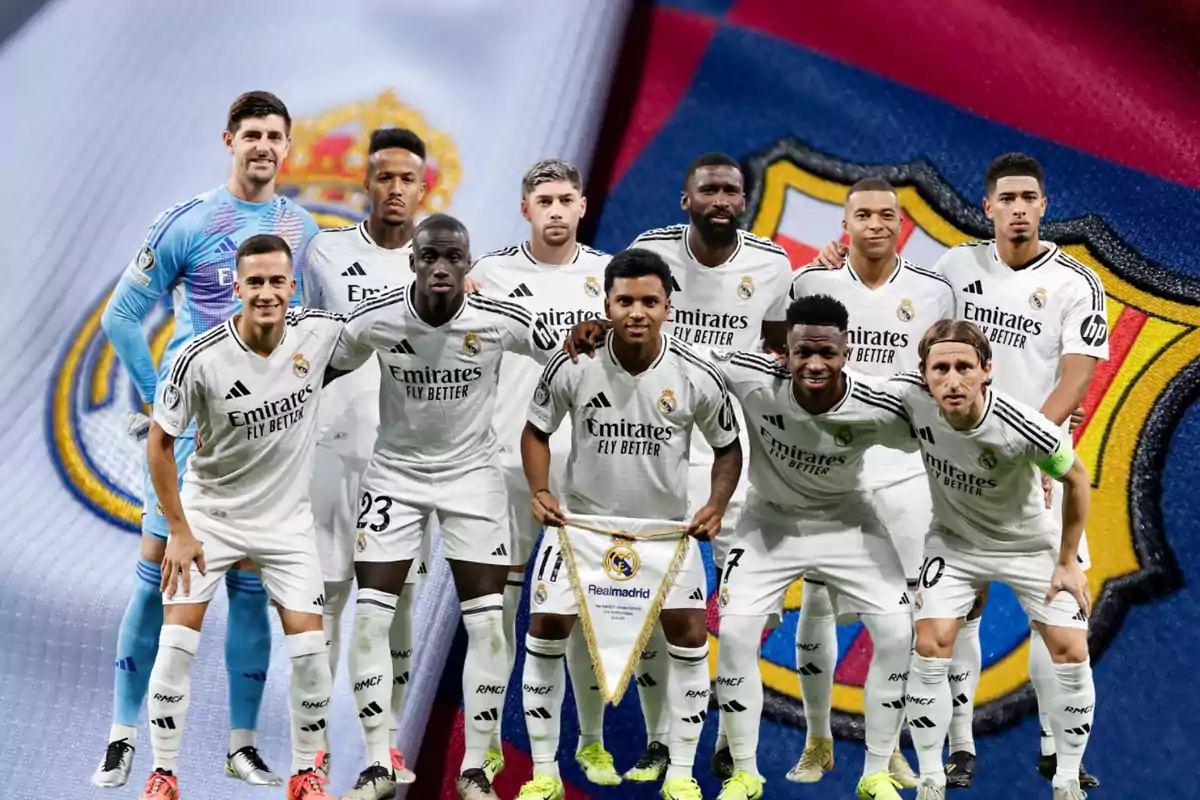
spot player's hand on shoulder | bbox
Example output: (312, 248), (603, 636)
(161, 526), (206, 600)
(464, 275), (482, 294)
(687, 504), (724, 541)
(816, 239), (847, 268)
(564, 319), (609, 362)
(531, 488), (567, 527)
(126, 411), (151, 442)
(1047, 560), (1091, 618)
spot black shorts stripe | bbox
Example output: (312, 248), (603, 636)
(168, 327), (229, 385)
(993, 398), (1058, 453)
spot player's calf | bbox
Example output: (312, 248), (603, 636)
(906, 618), (959, 790)
(1037, 623), (1094, 795)
(715, 613), (768, 781)
(860, 612), (912, 789)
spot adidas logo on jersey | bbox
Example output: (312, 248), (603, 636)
(764, 413), (784, 430)
(389, 339), (416, 355)
(962, 280), (983, 295)
(917, 426), (935, 445)
(508, 283), (533, 298)
(585, 392), (613, 409)
(670, 275), (682, 292)
(216, 236), (238, 254)
(688, 588), (705, 601)
(342, 262), (367, 277)
(225, 380), (251, 400)
(491, 543), (508, 557)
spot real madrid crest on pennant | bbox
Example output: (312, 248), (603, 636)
(462, 331), (481, 356)
(978, 447), (998, 470)
(603, 542), (640, 581)
(1029, 287), (1048, 310)
(737, 275), (755, 299)
(896, 298), (915, 322)
(658, 388), (676, 415)
(584, 275), (602, 297)
(292, 353), (310, 378)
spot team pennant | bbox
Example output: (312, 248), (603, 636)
(556, 515), (691, 705)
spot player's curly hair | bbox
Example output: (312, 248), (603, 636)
(683, 152), (742, 190)
(985, 152), (1044, 195)
(604, 248), (673, 296)
(918, 319), (992, 372)
(521, 159), (583, 199)
(786, 294), (849, 331)
(226, 90), (291, 135)
(369, 127), (426, 160)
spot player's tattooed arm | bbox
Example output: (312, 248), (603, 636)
(690, 439), (742, 541)
(521, 422), (566, 526)
(147, 423), (205, 599)
(563, 318), (611, 361)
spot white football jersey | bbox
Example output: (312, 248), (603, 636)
(528, 331), (740, 521)
(789, 254), (956, 488)
(630, 224), (793, 470)
(153, 308), (344, 529)
(470, 241), (608, 464)
(331, 283), (560, 473)
(935, 241), (1109, 407)
(710, 351), (915, 519)
(303, 221), (413, 460)
(884, 372), (1074, 553)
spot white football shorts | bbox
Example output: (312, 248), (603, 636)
(163, 512), (324, 614)
(528, 530), (707, 617)
(718, 491), (911, 620)
(869, 471), (934, 585)
(914, 532), (1088, 630)
(502, 459), (568, 567)
(354, 455), (510, 566)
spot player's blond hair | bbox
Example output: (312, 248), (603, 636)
(521, 159), (583, 199)
(918, 319), (992, 373)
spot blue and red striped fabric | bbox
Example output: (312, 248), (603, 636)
(415, 3), (1200, 797)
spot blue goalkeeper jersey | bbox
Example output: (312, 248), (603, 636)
(101, 185), (320, 409)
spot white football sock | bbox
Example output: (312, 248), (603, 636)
(288, 630), (332, 775)
(636, 623), (671, 747)
(460, 594), (507, 774)
(906, 654), (952, 786)
(493, 573), (524, 751)
(148, 625), (200, 774)
(796, 579), (836, 740)
(349, 588), (397, 770)
(1050, 660), (1095, 785)
(715, 614), (766, 777)
(321, 579), (352, 681)
(524, 634), (568, 779)
(388, 585), (415, 747)
(664, 642), (710, 781)
(861, 613), (912, 777)
(946, 617), (981, 755)
(567, 624), (605, 750)
(228, 728), (255, 754)
(1028, 626), (1058, 756)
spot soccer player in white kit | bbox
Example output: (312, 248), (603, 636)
(136, 235), (342, 800)
(568, 153), (792, 782)
(881, 320), (1095, 800)
(710, 294), (921, 800)
(517, 248), (743, 800)
(784, 178), (953, 787)
(302, 127), (428, 794)
(811, 155), (1105, 788)
(329, 214), (560, 800)
(468, 159), (616, 784)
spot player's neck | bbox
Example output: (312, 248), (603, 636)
(611, 332), (662, 375)
(687, 226), (736, 268)
(413, 290), (464, 327)
(995, 236), (1045, 270)
(365, 217), (413, 250)
(528, 236), (577, 266)
(943, 388), (988, 431)
(226, 175), (274, 204)
(234, 313), (286, 356)
(847, 249), (898, 289)
(791, 374), (847, 415)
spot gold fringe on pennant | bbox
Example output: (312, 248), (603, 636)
(557, 518), (691, 706)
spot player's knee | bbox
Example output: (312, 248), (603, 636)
(801, 580), (834, 617)
(279, 608), (324, 636)
(869, 615), (914, 661)
(967, 587), (989, 619)
(508, 565), (526, 577)
(913, 619), (956, 658)
(231, 557), (258, 572)
(1040, 626), (1089, 664)
(163, 602), (206, 632)
(661, 609), (707, 648)
(139, 533), (167, 564)
(527, 613), (571, 641)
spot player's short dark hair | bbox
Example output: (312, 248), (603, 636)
(226, 91), (291, 135)
(786, 294), (849, 331)
(604, 248), (673, 296)
(414, 213), (469, 243)
(521, 159), (583, 198)
(235, 234), (293, 272)
(984, 152), (1045, 195)
(683, 152), (742, 190)
(846, 176), (897, 201)
(918, 319), (992, 371)
(368, 127), (426, 160)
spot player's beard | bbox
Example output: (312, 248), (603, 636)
(690, 209), (739, 249)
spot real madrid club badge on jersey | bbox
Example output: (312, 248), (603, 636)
(558, 514), (690, 704)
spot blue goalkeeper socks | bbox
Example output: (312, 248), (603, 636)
(112, 558), (164, 727)
(225, 570), (272, 732)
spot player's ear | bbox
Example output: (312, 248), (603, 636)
(222, 129), (234, 151)
(521, 199), (531, 222)
(680, 191), (689, 212)
(409, 252), (416, 274)
(1037, 193), (1047, 218)
(578, 195), (587, 219)
(982, 196), (994, 221)
(603, 295), (611, 319)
